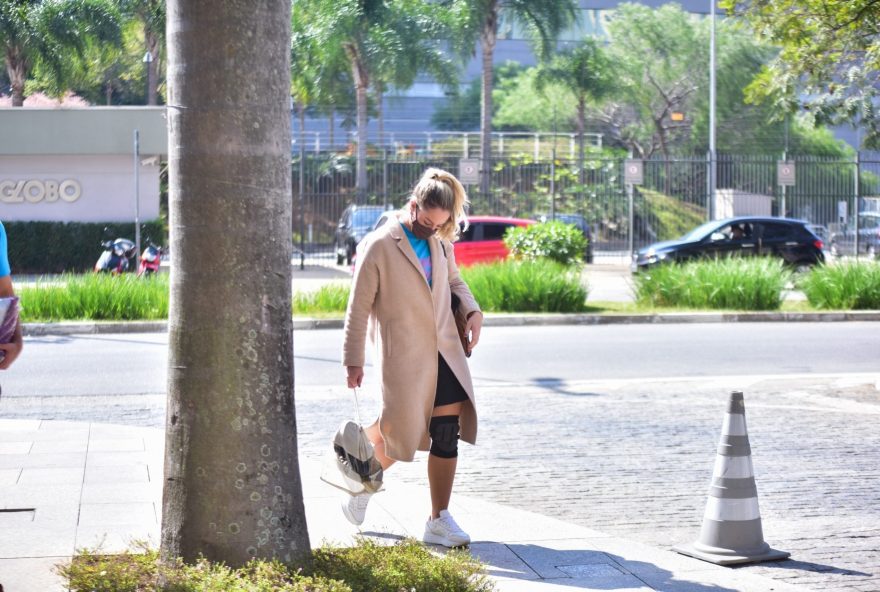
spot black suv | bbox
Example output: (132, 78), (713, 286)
(632, 216), (825, 272)
(335, 205), (389, 265)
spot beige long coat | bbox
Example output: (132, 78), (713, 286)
(342, 217), (481, 461)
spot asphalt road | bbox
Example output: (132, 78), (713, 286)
(2, 323), (877, 398)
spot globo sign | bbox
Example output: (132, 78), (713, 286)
(0, 179), (82, 203)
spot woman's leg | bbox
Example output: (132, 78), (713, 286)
(364, 421), (396, 471)
(428, 401), (463, 519)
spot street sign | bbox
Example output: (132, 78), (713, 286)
(458, 159), (480, 185)
(624, 159), (644, 185)
(777, 161), (796, 186)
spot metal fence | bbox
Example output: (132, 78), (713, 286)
(292, 151), (880, 261)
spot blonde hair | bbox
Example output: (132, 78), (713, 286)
(406, 167), (469, 242)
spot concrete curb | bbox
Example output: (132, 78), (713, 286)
(22, 310), (880, 336)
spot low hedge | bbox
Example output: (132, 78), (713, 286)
(5, 220), (166, 274)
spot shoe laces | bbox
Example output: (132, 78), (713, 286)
(434, 511), (464, 535)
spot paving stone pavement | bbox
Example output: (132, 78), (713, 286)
(291, 373), (880, 592)
(2, 373), (878, 591)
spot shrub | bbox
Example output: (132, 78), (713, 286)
(58, 539), (492, 592)
(293, 283), (350, 315)
(503, 221), (586, 266)
(308, 538), (493, 592)
(19, 273), (169, 321)
(798, 261), (880, 309)
(461, 259), (587, 313)
(5, 220), (167, 274)
(632, 258), (791, 310)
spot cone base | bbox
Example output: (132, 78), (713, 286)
(673, 542), (790, 566)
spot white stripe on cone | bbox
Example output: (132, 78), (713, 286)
(713, 455), (755, 479)
(721, 413), (748, 436)
(704, 496), (761, 522)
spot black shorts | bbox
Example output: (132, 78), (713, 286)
(434, 354), (469, 407)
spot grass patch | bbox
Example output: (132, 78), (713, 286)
(461, 259), (588, 313)
(19, 273), (169, 321)
(632, 258), (791, 310)
(58, 539), (493, 592)
(798, 260), (880, 309)
(293, 283), (351, 315)
(640, 188), (706, 241)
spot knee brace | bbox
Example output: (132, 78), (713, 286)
(429, 415), (460, 459)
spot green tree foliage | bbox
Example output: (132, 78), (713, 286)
(720, 0), (880, 149)
(602, 3), (708, 158)
(293, 0), (457, 197)
(447, 0), (577, 194)
(431, 78), (481, 131)
(493, 64), (574, 132)
(0, 0), (122, 106)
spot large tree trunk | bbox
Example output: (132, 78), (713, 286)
(162, 0), (309, 567)
(479, 3), (499, 198)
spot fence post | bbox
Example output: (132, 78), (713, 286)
(383, 148), (389, 209)
(534, 134), (540, 160)
(298, 131), (305, 270)
(706, 151), (712, 221)
(463, 133), (468, 158)
(855, 151), (861, 258)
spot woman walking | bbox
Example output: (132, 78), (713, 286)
(342, 167), (483, 547)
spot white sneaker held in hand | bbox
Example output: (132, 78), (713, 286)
(423, 509), (471, 547)
(342, 492), (373, 526)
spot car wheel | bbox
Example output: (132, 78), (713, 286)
(829, 241), (840, 257)
(867, 244), (877, 259)
(346, 243), (355, 266)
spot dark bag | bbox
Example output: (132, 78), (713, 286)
(450, 293), (471, 358)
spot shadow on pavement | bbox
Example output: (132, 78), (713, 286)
(530, 377), (600, 398)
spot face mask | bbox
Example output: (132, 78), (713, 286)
(411, 209), (437, 240)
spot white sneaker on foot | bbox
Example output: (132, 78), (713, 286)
(342, 492), (373, 526)
(423, 509), (470, 547)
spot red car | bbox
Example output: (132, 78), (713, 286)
(361, 213), (534, 269)
(453, 215), (535, 266)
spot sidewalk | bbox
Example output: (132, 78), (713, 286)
(0, 418), (806, 592)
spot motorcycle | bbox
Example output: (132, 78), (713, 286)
(137, 240), (164, 276)
(94, 237), (137, 274)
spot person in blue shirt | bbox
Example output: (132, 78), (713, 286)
(0, 221), (23, 369)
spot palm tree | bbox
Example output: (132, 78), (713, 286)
(120, 0), (165, 105)
(295, 0), (455, 199)
(450, 0), (577, 196)
(0, 0), (121, 106)
(535, 37), (614, 185)
(161, 0), (310, 566)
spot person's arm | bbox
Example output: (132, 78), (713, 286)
(446, 240), (483, 351)
(343, 238), (379, 388)
(0, 275), (22, 370)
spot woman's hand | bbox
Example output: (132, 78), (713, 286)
(0, 320), (22, 370)
(346, 366), (364, 389)
(466, 311), (483, 352)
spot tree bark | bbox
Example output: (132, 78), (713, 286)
(5, 48), (27, 107)
(346, 44), (369, 201)
(162, 0), (309, 567)
(479, 1), (499, 198)
(146, 29), (160, 105)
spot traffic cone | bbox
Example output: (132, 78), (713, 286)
(674, 391), (789, 565)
